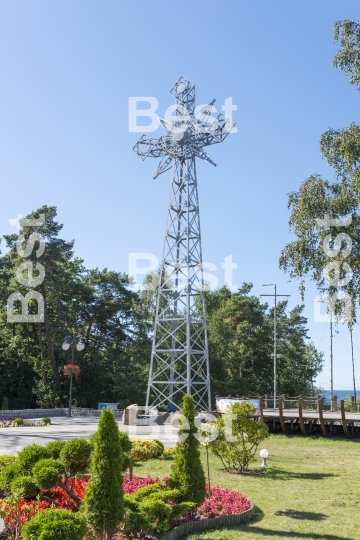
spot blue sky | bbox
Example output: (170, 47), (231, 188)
(1, 1), (360, 392)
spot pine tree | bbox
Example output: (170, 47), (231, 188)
(170, 394), (206, 505)
(82, 409), (124, 540)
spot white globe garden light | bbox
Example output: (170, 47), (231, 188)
(62, 342), (70, 351)
(76, 341), (85, 351)
(260, 448), (270, 468)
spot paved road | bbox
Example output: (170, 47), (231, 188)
(0, 417), (179, 455)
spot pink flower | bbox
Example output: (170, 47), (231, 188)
(196, 485), (252, 519)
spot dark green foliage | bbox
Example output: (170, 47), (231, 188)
(42, 417), (52, 425)
(153, 439), (164, 455)
(47, 440), (66, 459)
(0, 455), (16, 473)
(10, 476), (39, 498)
(32, 459), (65, 489)
(22, 508), (87, 540)
(124, 482), (195, 534)
(118, 431), (132, 454)
(206, 285), (323, 397)
(121, 454), (130, 472)
(18, 444), (52, 474)
(82, 409), (124, 539)
(0, 439), (91, 508)
(0, 462), (25, 492)
(118, 432), (132, 471)
(0, 205), (149, 409)
(170, 394), (206, 506)
(13, 417), (24, 426)
(1, 397), (8, 410)
(60, 438), (91, 474)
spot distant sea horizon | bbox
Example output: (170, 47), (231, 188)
(322, 389), (359, 399)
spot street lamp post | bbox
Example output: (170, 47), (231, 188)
(350, 327), (357, 411)
(261, 284), (290, 409)
(62, 335), (85, 417)
(315, 293), (334, 411)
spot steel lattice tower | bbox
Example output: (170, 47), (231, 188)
(133, 76), (234, 411)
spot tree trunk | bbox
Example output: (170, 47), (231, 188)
(42, 286), (61, 392)
(38, 323), (49, 385)
(86, 321), (92, 344)
(17, 361), (24, 398)
(58, 480), (81, 507)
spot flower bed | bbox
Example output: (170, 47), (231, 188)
(0, 475), (252, 539)
(0, 419), (51, 428)
(194, 485), (251, 519)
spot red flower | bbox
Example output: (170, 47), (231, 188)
(63, 364), (81, 377)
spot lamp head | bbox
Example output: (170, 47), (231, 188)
(62, 342), (70, 351)
(76, 338), (85, 351)
(260, 449), (269, 458)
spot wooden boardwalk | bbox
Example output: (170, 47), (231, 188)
(255, 397), (360, 438)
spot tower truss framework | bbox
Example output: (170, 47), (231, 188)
(133, 76), (234, 411)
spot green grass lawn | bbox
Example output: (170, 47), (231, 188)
(136, 434), (360, 540)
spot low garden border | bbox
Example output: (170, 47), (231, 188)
(0, 408), (124, 420)
(159, 504), (255, 540)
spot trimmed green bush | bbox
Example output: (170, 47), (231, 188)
(18, 444), (52, 473)
(22, 508), (87, 540)
(10, 475), (39, 498)
(32, 459), (65, 490)
(0, 461), (25, 492)
(0, 455), (17, 473)
(13, 417), (24, 427)
(42, 417), (52, 425)
(82, 409), (124, 539)
(170, 394), (206, 505)
(128, 438), (164, 461)
(47, 440), (67, 459)
(60, 438), (91, 474)
(124, 481), (195, 535)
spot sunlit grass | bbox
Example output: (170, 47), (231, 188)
(137, 434), (360, 540)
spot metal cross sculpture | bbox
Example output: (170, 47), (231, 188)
(133, 76), (234, 412)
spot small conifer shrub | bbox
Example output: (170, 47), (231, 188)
(82, 409), (124, 539)
(170, 394), (206, 505)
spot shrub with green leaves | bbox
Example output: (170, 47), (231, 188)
(42, 417), (52, 425)
(13, 417), (24, 427)
(18, 444), (52, 473)
(160, 447), (176, 460)
(0, 461), (25, 493)
(60, 438), (91, 475)
(124, 481), (195, 534)
(128, 438), (164, 461)
(208, 401), (269, 473)
(0, 455), (17, 473)
(47, 440), (67, 459)
(170, 394), (206, 505)
(22, 508), (87, 540)
(118, 431), (132, 453)
(10, 476), (39, 498)
(82, 409), (124, 539)
(32, 459), (65, 490)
